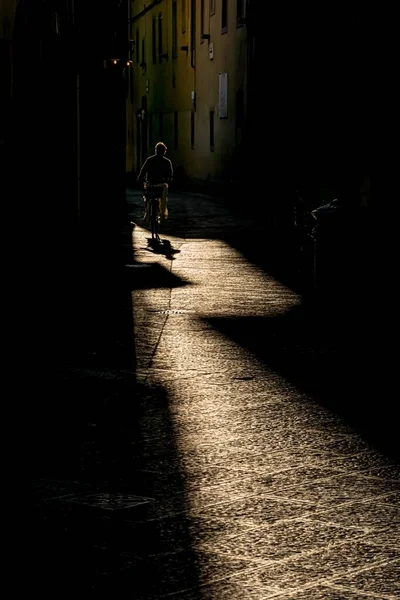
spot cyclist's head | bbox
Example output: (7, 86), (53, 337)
(155, 142), (167, 156)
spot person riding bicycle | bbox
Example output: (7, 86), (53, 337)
(137, 142), (173, 225)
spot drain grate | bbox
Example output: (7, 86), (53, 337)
(149, 309), (191, 315)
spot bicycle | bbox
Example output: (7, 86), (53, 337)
(142, 182), (169, 243)
(143, 184), (163, 242)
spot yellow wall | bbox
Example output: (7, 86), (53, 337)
(192, 0), (247, 179)
(128, 0), (248, 183)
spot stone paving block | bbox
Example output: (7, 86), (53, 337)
(199, 465), (334, 497)
(141, 481), (264, 520)
(384, 491), (400, 506)
(126, 513), (256, 553)
(189, 494), (317, 527)
(277, 586), (395, 599)
(331, 560), (400, 597)
(326, 452), (399, 474)
(198, 517), (367, 562)
(141, 549), (257, 597)
(278, 474), (400, 507)
(218, 540), (399, 593)
(310, 435), (376, 457)
(362, 464), (400, 480)
(304, 498), (400, 532)
(149, 553), (399, 599)
(154, 571), (278, 600)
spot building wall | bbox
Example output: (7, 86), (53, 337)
(192, 0), (247, 180)
(129, 0), (195, 177)
(128, 0), (249, 184)
(10, 1), (128, 243)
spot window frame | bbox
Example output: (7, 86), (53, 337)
(152, 17), (157, 64)
(182, 0), (187, 34)
(172, 0), (178, 58)
(209, 109), (215, 152)
(190, 111), (195, 149)
(221, 0), (228, 33)
(200, 0), (205, 42)
(158, 13), (163, 63)
(237, 0), (245, 27)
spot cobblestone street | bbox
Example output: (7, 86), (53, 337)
(32, 189), (399, 599)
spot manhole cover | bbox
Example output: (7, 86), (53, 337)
(150, 309), (190, 315)
(124, 263), (152, 268)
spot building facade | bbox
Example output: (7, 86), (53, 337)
(128, 0), (252, 185)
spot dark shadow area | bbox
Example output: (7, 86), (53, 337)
(124, 261), (189, 290)
(31, 225), (201, 598)
(32, 377), (203, 597)
(204, 305), (398, 462)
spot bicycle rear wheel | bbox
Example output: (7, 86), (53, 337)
(151, 198), (160, 241)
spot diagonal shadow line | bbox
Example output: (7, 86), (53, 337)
(128, 187), (307, 293)
(123, 261), (192, 291)
(202, 308), (399, 462)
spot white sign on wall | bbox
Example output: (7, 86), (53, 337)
(218, 72), (228, 119)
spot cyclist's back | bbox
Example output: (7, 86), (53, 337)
(138, 142), (173, 184)
(138, 142), (172, 229)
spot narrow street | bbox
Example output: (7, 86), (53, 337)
(33, 189), (399, 599)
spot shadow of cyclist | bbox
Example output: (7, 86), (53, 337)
(146, 237), (181, 260)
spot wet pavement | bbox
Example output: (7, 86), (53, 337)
(32, 189), (399, 598)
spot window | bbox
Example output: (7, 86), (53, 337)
(210, 0), (216, 16)
(235, 89), (244, 145)
(237, 0), (245, 24)
(52, 12), (60, 34)
(172, 0), (178, 58)
(174, 112), (178, 149)
(136, 29), (139, 63)
(222, 0), (228, 32)
(158, 14), (163, 62)
(218, 72), (228, 118)
(190, 111), (195, 148)
(129, 56), (134, 97)
(190, 0), (196, 67)
(152, 18), (157, 63)
(182, 0), (187, 34)
(141, 38), (145, 66)
(210, 110), (215, 152)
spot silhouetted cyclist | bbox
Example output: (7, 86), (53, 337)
(137, 142), (173, 227)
